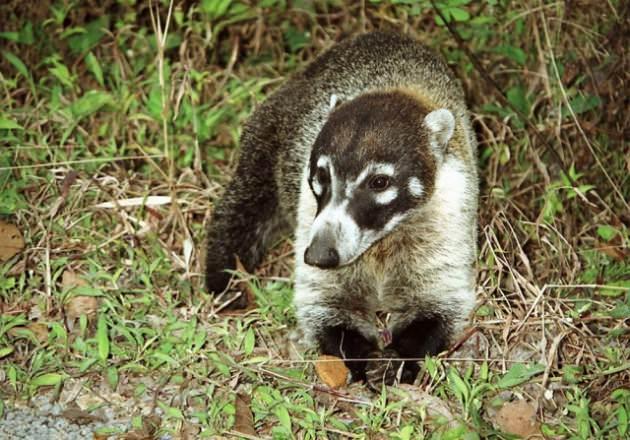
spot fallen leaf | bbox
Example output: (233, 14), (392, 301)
(61, 408), (104, 425)
(65, 296), (98, 320)
(595, 240), (626, 261)
(0, 221), (24, 262)
(122, 414), (161, 439)
(234, 393), (256, 436)
(397, 384), (458, 427)
(62, 270), (98, 321)
(27, 322), (49, 344)
(8, 322), (48, 344)
(494, 399), (541, 438)
(62, 270), (87, 289)
(315, 355), (349, 389)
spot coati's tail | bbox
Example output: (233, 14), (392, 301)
(205, 147), (286, 307)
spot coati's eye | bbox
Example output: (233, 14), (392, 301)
(368, 175), (390, 191)
(316, 167), (329, 184)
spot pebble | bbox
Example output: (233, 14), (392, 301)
(0, 406), (128, 440)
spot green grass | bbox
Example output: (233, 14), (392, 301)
(0, 0), (628, 438)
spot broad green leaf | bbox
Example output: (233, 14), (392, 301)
(70, 90), (113, 119)
(496, 363), (545, 389)
(609, 302), (630, 319)
(506, 85), (530, 116)
(450, 7), (470, 22)
(2, 51), (30, 79)
(85, 52), (104, 87)
(562, 94), (602, 117)
(152, 352), (179, 366)
(158, 402), (184, 420)
(0, 118), (23, 130)
(66, 18), (108, 54)
(0, 32), (19, 42)
(30, 373), (65, 388)
(618, 406), (628, 436)
(200, 0), (233, 20)
(66, 285), (105, 297)
(243, 327), (255, 355)
(97, 314), (110, 362)
(78, 358), (98, 373)
(496, 45), (527, 66)
(448, 368), (469, 401)
(106, 366), (119, 390)
(397, 425), (414, 440)
(480, 361), (489, 381)
(284, 25), (310, 53)
(49, 62), (74, 88)
(596, 225), (617, 241)
(4, 22), (35, 45)
(0, 346), (14, 358)
(274, 405), (291, 431)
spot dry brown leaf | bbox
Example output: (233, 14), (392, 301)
(234, 393), (256, 436)
(0, 221), (24, 262)
(61, 408), (104, 425)
(122, 414), (161, 440)
(27, 322), (49, 344)
(494, 400), (541, 438)
(397, 384), (458, 427)
(8, 322), (48, 344)
(65, 295), (98, 320)
(62, 270), (98, 320)
(62, 270), (87, 289)
(315, 355), (349, 389)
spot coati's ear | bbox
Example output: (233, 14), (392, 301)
(424, 108), (455, 156)
(329, 94), (341, 111)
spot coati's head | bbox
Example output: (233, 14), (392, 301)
(304, 90), (455, 269)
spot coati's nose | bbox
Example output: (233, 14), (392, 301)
(304, 243), (339, 268)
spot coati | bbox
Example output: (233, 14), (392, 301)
(205, 31), (478, 386)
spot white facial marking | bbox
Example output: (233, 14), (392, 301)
(308, 200), (362, 263)
(371, 163), (395, 177)
(311, 155), (332, 197)
(317, 155), (330, 169)
(345, 162), (396, 198)
(307, 158), (406, 266)
(383, 213), (407, 233)
(408, 177), (424, 197)
(329, 94), (338, 110)
(312, 180), (323, 196)
(374, 187), (398, 205)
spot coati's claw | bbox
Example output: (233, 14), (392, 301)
(365, 349), (403, 389)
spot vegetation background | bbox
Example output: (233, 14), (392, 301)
(0, 0), (628, 438)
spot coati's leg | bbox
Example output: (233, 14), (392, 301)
(205, 148), (287, 307)
(316, 325), (380, 382)
(386, 313), (450, 384)
(362, 312), (450, 387)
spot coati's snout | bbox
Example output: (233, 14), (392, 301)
(304, 91), (456, 268)
(304, 230), (339, 268)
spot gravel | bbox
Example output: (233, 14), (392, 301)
(0, 404), (128, 440)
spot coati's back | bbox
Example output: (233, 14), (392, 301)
(205, 32), (478, 386)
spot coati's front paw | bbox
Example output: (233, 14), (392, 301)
(365, 348), (403, 389)
(206, 271), (249, 310)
